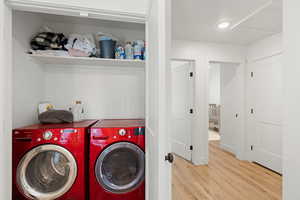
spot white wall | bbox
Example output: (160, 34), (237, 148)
(283, 1), (300, 199)
(12, 11), (45, 128)
(172, 40), (246, 164)
(44, 65), (145, 119)
(0, 0), (12, 199)
(209, 63), (220, 105)
(246, 33), (282, 161)
(247, 34), (282, 61)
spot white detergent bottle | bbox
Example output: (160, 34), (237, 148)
(71, 101), (85, 122)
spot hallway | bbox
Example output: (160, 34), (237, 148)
(172, 141), (282, 200)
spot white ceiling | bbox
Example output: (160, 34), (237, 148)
(172, 0), (282, 45)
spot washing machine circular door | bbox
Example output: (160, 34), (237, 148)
(95, 142), (145, 194)
(17, 144), (77, 200)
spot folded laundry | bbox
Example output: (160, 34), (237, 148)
(65, 34), (96, 57)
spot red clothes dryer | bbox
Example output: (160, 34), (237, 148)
(12, 120), (98, 200)
(89, 119), (145, 200)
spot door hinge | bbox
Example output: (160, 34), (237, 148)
(250, 108), (254, 114)
(190, 145), (193, 151)
(251, 145), (254, 151)
(251, 72), (254, 78)
(189, 72), (193, 77)
(189, 109), (194, 114)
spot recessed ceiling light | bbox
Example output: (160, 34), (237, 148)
(218, 22), (230, 30)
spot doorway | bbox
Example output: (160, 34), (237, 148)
(208, 61), (243, 157)
(208, 63), (221, 141)
(170, 59), (195, 162)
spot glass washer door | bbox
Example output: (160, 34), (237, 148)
(17, 144), (77, 200)
(95, 142), (145, 194)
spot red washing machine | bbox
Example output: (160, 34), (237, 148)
(89, 119), (145, 200)
(12, 120), (98, 200)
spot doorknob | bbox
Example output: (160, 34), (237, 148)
(165, 153), (174, 163)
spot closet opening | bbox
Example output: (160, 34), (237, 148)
(11, 9), (146, 200)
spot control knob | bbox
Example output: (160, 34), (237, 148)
(119, 129), (126, 136)
(43, 131), (53, 140)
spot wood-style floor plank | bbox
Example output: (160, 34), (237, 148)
(172, 141), (282, 200)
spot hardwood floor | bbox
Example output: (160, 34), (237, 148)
(172, 141), (282, 200)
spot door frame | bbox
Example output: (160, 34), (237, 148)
(145, 0), (172, 200)
(170, 58), (197, 163)
(206, 59), (246, 161)
(0, 2), (13, 199)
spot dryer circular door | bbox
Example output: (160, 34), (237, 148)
(95, 142), (145, 194)
(17, 144), (77, 200)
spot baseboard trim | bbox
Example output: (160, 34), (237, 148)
(220, 143), (236, 155)
(198, 157), (208, 165)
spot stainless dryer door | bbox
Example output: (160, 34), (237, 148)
(17, 144), (77, 200)
(95, 142), (145, 194)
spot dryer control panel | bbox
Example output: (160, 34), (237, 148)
(90, 128), (145, 148)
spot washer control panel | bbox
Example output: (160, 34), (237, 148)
(118, 129), (127, 136)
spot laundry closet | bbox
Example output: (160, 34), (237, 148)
(4, 0), (150, 199)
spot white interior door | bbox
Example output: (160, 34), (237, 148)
(219, 63), (242, 155)
(171, 61), (193, 161)
(146, 0), (172, 200)
(249, 54), (283, 173)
